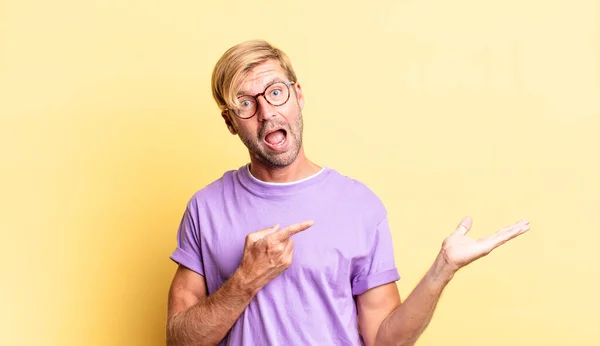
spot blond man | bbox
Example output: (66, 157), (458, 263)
(166, 40), (530, 346)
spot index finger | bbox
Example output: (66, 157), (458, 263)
(270, 220), (315, 242)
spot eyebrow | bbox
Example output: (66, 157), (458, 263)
(236, 78), (285, 97)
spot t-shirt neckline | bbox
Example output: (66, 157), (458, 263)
(236, 163), (331, 197)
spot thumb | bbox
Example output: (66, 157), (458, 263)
(250, 224), (280, 240)
(453, 216), (473, 236)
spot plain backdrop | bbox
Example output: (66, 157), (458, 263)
(1, 1), (599, 345)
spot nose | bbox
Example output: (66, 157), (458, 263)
(255, 95), (276, 122)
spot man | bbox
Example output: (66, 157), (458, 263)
(166, 40), (530, 346)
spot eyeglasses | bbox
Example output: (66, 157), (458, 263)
(224, 81), (296, 119)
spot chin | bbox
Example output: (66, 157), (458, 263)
(259, 151), (300, 168)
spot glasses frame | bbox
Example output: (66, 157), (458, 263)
(223, 81), (296, 119)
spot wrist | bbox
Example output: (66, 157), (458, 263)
(231, 267), (261, 297)
(427, 254), (457, 286)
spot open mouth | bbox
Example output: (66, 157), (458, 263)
(263, 129), (288, 150)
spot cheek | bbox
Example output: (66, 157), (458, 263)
(236, 122), (259, 138)
(281, 103), (301, 123)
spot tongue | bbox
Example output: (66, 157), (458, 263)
(265, 130), (285, 145)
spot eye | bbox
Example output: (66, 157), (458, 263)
(238, 98), (254, 109)
(269, 88), (283, 99)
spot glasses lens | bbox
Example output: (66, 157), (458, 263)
(235, 96), (256, 118)
(265, 82), (290, 106)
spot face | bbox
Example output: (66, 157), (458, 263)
(222, 59), (305, 167)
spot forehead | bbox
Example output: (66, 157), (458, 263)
(237, 59), (287, 95)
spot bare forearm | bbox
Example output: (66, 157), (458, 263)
(166, 270), (258, 346)
(376, 254), (455, 346)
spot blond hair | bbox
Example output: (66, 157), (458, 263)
(211, 40), (298, 111)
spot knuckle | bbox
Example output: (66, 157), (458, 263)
(266, 239), (277, 249)
(267, 242), (284, 255)
(246, 233), (258, 243)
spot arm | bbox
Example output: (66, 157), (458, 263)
(166, 265), (257, 346)
(166, 221), (314, 346)
(362, 254), (453, 346)
(358, 217), (530, 346)
(356, 283), (401, 345)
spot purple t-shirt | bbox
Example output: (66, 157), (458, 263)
(170, 165), (400, 345)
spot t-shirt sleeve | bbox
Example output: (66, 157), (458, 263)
(351, 216), (400, 296)
(169, 206), (205, 276)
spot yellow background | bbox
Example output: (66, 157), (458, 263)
(1, 0), (599, 345)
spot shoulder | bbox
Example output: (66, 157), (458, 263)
(327, 168), (383, 201)
(325, 168), (387, 219)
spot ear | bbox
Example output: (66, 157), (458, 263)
(221, 110), (238, 135)
(294, 83), (305, 110)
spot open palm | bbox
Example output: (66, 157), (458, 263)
(441, 217), (530, 271)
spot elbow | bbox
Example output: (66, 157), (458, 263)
(376, 329), (422, 346)
(375, 319), (420, 346)
(376, 337), (418, 346)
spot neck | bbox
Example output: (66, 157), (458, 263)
(248, 148), (321, 183)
